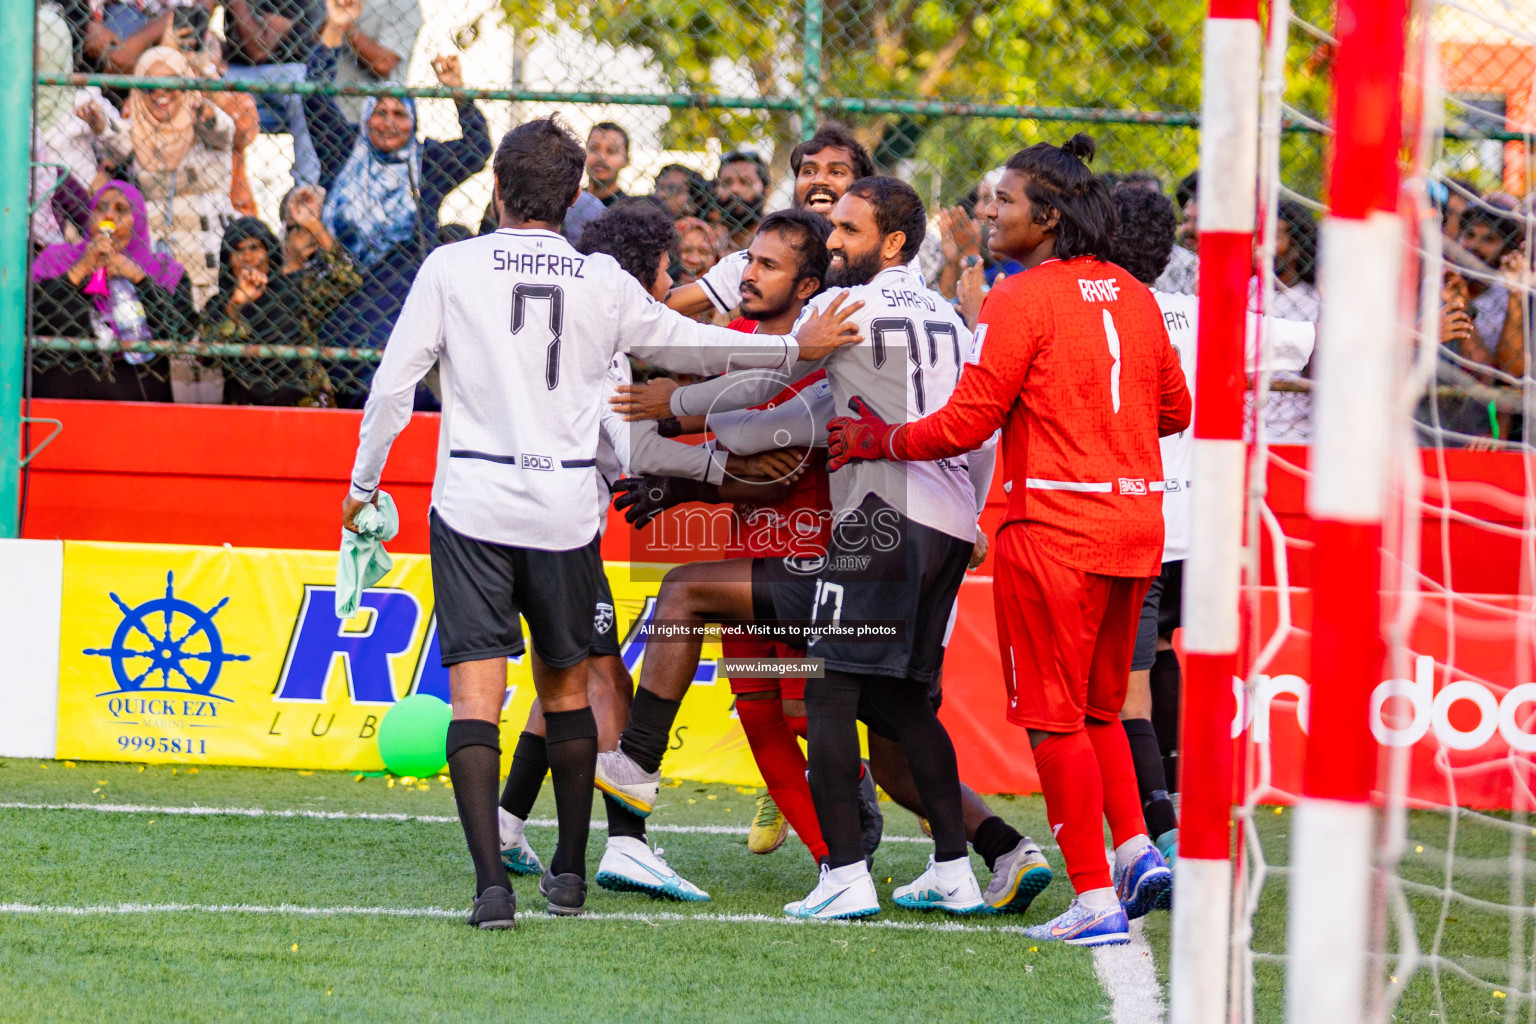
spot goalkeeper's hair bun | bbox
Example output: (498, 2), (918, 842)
(1004, 133), (1116, 261)
(1062, 133), (1098, 164)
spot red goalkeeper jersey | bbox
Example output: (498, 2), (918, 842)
(722, 317), (832, 560)
(894, 256), (1191, 578)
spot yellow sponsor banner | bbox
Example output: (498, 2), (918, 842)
(56, 540), (762, 784)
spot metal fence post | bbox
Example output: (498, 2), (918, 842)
(0, 4), (35, 538)
(801, 0), (823, 140)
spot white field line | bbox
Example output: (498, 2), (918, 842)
(1093, 918), (1166, 1024)
(0, 801), (950, 845)
(0, 900), (1056, 938)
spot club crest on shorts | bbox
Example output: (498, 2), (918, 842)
(593, 601), (615, 635)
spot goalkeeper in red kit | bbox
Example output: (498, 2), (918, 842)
(826, 135), (1192, 946)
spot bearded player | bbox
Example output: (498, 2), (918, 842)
(826, 136), (1192, 945)
(600, 177), (1018, 919)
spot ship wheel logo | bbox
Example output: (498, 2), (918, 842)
(84, 571), (249, 700)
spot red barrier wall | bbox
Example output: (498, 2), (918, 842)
(18, 399), (1533, 800)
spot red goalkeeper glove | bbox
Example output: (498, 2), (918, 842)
(826, 395), (904, 472)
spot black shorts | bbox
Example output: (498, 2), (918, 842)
(749, 494), (973, 685)
(860, 680), (944, 741)
(1131, 559), (1184, 671)
(590, 566), (621, 659)
(429, 510), (601, 669)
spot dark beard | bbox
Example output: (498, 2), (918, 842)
(825, 247), (884, 288)
(712, 193), (765, 234)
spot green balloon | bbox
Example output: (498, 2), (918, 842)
(377, 694), (451, 777)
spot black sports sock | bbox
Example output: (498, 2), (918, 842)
(863, 680), (967, 863)
(446, 719), (507, 897)
(498, 729), (549, 819)
(1123, 717), (1178, 840)
(1150, 648), (1182, 792)
(606, 798), (648, 841)
(972, 815), (1025, 872)
(618, 688), (682, 775)
(545, 707), (599, 878)
(805, 671), (866, 869)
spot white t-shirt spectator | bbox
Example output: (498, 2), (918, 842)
(332, 0), (424, 123)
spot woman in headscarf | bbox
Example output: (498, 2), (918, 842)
(31, 180), (194, 402)
(99, 45), (237, 309)
(304, 0), (490, 389)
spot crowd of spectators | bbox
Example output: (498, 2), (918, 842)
(25, 0), (1534, 446)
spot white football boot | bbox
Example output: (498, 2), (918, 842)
(596, 836), (710, 902)
(784, 862), (881, 920)
(892, 855), (987, 914)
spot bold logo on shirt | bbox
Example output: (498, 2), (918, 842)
(521, 454), (555, 472)
(1118, 477), (1148, 495)
(1078, 279), (1121, 303)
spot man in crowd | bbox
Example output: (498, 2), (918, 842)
(585, 122), (631, 207)
(329, 0), (422, 122)
(712, 150), (770, 253)
(224, 0), (324, 185)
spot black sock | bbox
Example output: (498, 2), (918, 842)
(1123, 718), (1178, 840)
(862, 680), (967, 863)
(606, 797), (648, 840)
(1150, 648), (1182, 792)
(972, 815), (1024, 872)
(544, 707), (598, 878)
(805, 671), (866, 869)
(446, 719), (507, 898)
(618, 687), (681, 775)
(498, 730), (548, 819)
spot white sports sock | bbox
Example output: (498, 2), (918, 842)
(827, 861), (870, 886)
(932, 856), (976, 886)
(1115, 833), (1153, 869)
(1078, 886), (1119, 912)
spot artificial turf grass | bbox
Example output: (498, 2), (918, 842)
(5, 758), (1531, 1022)
(0, 759), (1111, 1024)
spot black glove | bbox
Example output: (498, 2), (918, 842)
(610, 475), (717, 529)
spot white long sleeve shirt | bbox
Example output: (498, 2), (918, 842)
(673, 265), (980, 543)
(349, 228), (798, 550)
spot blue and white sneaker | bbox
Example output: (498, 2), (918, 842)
(498, 808), (543, 877)
(1113, 841), (1172, 920)
(892, 855), (987, 914)
(982, 837), (1054, 914)
(784, 863), (880, 920)
(1021, 899), (1131, 947)
(596, 837), (710, 902)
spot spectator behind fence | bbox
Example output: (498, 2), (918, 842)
(652, 163), (705, 220)
(32, 180), (194, 402)
(60, 0), (182, 79)
(306, 0), (490, 379)
(99, 46), (237, 310)
(711, 150), (768, 252)
(1155, 170), (1199, 295)
(1442, 177), (1481, 243)
(276, 183), (364, 342)
(673, 216), (719, 285)
(1457, 202), (1527, 364)
(224, 0), (324, 186)
(585, 122), (630, 207)
(1266, 200), (1320, 321)
(202, 217), (307, 405)
(329, 0), (423, 123)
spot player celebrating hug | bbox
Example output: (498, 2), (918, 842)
(826, 136), (1192, 946)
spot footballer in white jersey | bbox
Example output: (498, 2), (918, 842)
(341, 118), (863, 929)
(596, 177), (990, 921)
